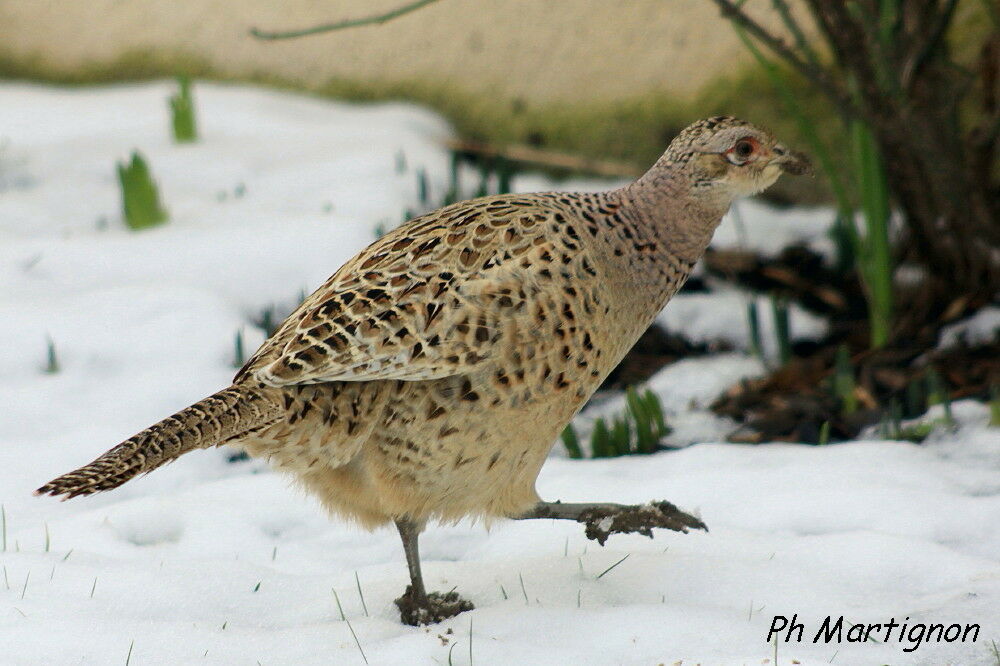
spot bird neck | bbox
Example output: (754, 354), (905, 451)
(618, 163), (731, 267)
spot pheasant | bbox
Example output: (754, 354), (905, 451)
(37, 116), (809, 625)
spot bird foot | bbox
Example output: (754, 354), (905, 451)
(395, 585), (475, 626)
(516, 499), (706, 545)
(579, 500), (707, 545)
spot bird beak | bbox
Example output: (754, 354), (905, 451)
(770, 144), (813, 176)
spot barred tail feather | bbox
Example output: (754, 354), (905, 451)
(36, 384), (282, 499)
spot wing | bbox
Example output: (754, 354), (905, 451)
(239, 196), (575, 386)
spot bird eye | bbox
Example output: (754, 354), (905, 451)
(733, 139), (754, 159)
(723, 138), (757, 166)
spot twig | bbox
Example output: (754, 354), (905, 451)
(769, 0), (822, 70)
(445, 139), (640, 179)
(709, 0), (856, 118)
(250, 0), (442, 40)
(901, 0), (960, 90)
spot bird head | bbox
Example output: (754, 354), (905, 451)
(668, 116), (812, 199)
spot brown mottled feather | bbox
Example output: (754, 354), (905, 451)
(38, 117), (802, 529)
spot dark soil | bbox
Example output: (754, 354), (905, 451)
(578, 500), (708, 546)
(608, 243), (998, 444)
(395, 586), (475, 626)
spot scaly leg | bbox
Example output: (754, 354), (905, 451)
(393, 518), (474, 626)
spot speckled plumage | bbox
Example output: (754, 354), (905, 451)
(38, 116), (808, 622)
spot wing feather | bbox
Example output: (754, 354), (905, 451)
(238, 197), (559, 387)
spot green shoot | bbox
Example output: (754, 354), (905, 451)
(416, 168), (429, 205)
(609, 417), (631, 456)
(746, 301), (763, 361)
(44, 335), (59, 374)
(169, 76), (197, 143)
(496, 157), (513, 195)
(586, 388), (670, 458)
(232, 329), (245, 369)
(850, 120), (893, 348)
(476, 162), (491, 197)
(906, 377), (924, 418)
(730, 18), (894, 351)
(770, 294), (792, 365)
(560, 424), (583, 459)
(818, 420), (831, 445)
(590, 418), (611, 458)
(926, 368), (954, 426)
(255, 306), (276, 337)
(117, 151), (168, 230)
(833, 345), (857, 415)
(595, 553), (630, 580)
(354, 571), (368, 617)
(990, 385), (999, 427)
(444, 151), (461, 205)
(332, 588), (347, 620)
(395, 150), (407, 174)
(642, 389), (670, 439)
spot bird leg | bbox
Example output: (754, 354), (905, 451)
(393, 518), (474, 626)
(514, 500), (707, 546)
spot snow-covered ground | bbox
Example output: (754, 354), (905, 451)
(1, 82), (998, 665)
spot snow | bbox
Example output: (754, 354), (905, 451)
(716, 198), (837, 260)
(657, 287), (829, 359)
(938, 306), (1000, 350)
(2, 82), (998, 665)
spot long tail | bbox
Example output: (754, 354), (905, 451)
(36, 384), (283, 499)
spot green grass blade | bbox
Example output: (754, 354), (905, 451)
(560, 424), (583, 459)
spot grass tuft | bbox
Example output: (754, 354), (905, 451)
(770, 294), (792, 366)
(990, 385), (1000, 427)
(559, 424), (583, 459)
(581, 387), (671, 458)
(747, 301), (763, 362)
(117, 151), (168, 230)
(832, 345), (857, 415)
(43, 336), (60, 374)
(169, 76), (198, 143)
(232, 329), (246, 369)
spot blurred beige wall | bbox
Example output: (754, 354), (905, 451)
(0, 0), (796, 104)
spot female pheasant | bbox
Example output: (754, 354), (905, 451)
(38, 116), (809, 624)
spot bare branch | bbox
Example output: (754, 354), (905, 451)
(250, 0), (442, 41)
(770, 0), (823, 70)
(901, 0), (960, 91)
(446, 138), (640, 180)
(709, 0), (855, 117)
